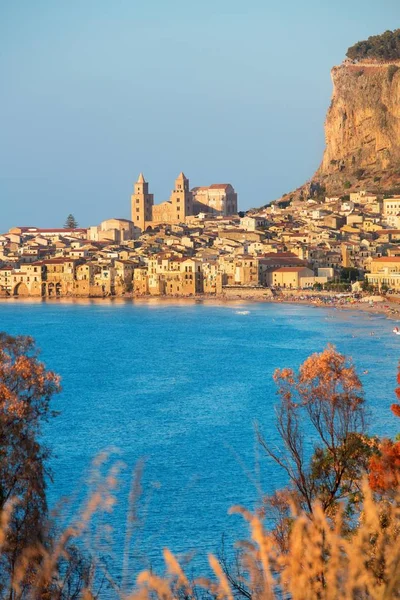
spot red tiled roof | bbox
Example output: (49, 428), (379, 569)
(15, 227), (86, 234)
(262, 252), (298, 258)
(273, 267), (309, 273)
(373, 257), (400, 262)
(41, 258), (78, 264)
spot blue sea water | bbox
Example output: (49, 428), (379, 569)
(0, 299), (399, 585)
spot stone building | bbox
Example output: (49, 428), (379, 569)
(131, 172), (193, 229)
(153, 173), (193, 225)
(130, 173), (237, 230)
(269, 266), (316, 289)
(130, 173), (154, 231)
(366, 256), (400, 291)
(383, 197), (400, 228)
(89, 218), (140, 243)
(192, 184), (238, 216)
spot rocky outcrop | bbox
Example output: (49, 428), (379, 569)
(270, 59), (400, 206)
(316, 61), (400, 193)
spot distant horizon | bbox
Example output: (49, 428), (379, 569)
(2, 0), (399, 230)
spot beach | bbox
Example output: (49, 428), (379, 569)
(2, 290), (400, 321)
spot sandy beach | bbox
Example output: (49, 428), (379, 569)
(2, 291), (400, 322)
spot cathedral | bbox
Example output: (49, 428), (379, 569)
(131, 172), (237, 230)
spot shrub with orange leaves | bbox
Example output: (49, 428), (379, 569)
(393, 361), (400, 419)
(0, 332), (60, 593)
(369, 440), (400, 492)
(368, 363), (400, 493)
(391, 404), (400, 418)
(257, 345), (372, 549)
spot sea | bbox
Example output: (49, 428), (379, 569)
(0, 299), (398, 587)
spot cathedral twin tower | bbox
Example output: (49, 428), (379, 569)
(131, 172), (238, 230)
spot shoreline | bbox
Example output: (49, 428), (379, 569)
(1, 292), (400, 322)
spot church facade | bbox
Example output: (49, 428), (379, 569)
(131, 172), (237, 230)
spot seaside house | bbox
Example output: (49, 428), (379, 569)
(366, 256), (400, 291)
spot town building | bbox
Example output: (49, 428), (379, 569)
(89, 219), (140, 243)
(131, 173), (237, 230)
(192, 184), (238, 216)
(366, 257), (400, 291)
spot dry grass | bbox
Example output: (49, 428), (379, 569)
(2, 465), (399, 600)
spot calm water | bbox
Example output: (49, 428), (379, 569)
(0, 299), (398, 581)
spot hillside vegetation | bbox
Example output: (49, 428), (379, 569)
(346, 29), (400, 61)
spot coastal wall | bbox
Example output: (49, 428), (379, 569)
(221, 286), (273, 300)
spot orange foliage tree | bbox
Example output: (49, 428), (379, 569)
(368, 364), (400, 493)
(257, 345), (374, 532)
(0, 332), (60, 593)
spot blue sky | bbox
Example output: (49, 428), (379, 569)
(1, 0), (399, 229)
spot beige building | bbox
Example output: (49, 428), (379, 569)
(131, 173), (237, 230)
(9, 227), (87, 239)
(0, 267), (13, 296)
(383, 196), (400, 216)
(131, 173), (154, 230)
(89, 218), (140, 243)
(240, 216), (268, 231)
(143, 256), (203, 296)
(3, 259), (78, 297)
(192, 184), (237, 216)
(350, 190), (377, 204)
(5, 264), (44, 297)
(366, 257), (400, 291)
(383, 197), (400, 227)
(270, 266), (316, 289)
(131, 173), (193, 230)
(233, 256), (259, 286)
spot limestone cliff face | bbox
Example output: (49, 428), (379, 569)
(316, 61), (400, 193)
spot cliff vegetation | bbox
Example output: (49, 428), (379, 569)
(346, 29), (400, 62)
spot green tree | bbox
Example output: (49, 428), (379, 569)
(64, 214), (79, 229)
(381, 283), (389, 295)
(340, 267), (359, 282)
(346, 29), (400, 61)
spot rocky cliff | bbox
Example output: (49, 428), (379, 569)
(316, 61), (400, 194)
(268, 53), (400, 207)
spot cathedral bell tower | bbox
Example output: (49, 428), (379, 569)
(170, 172), (193, 223)
(131, 173), (154, 231)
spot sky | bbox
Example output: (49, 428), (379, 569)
(1, 0), (399, 230)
